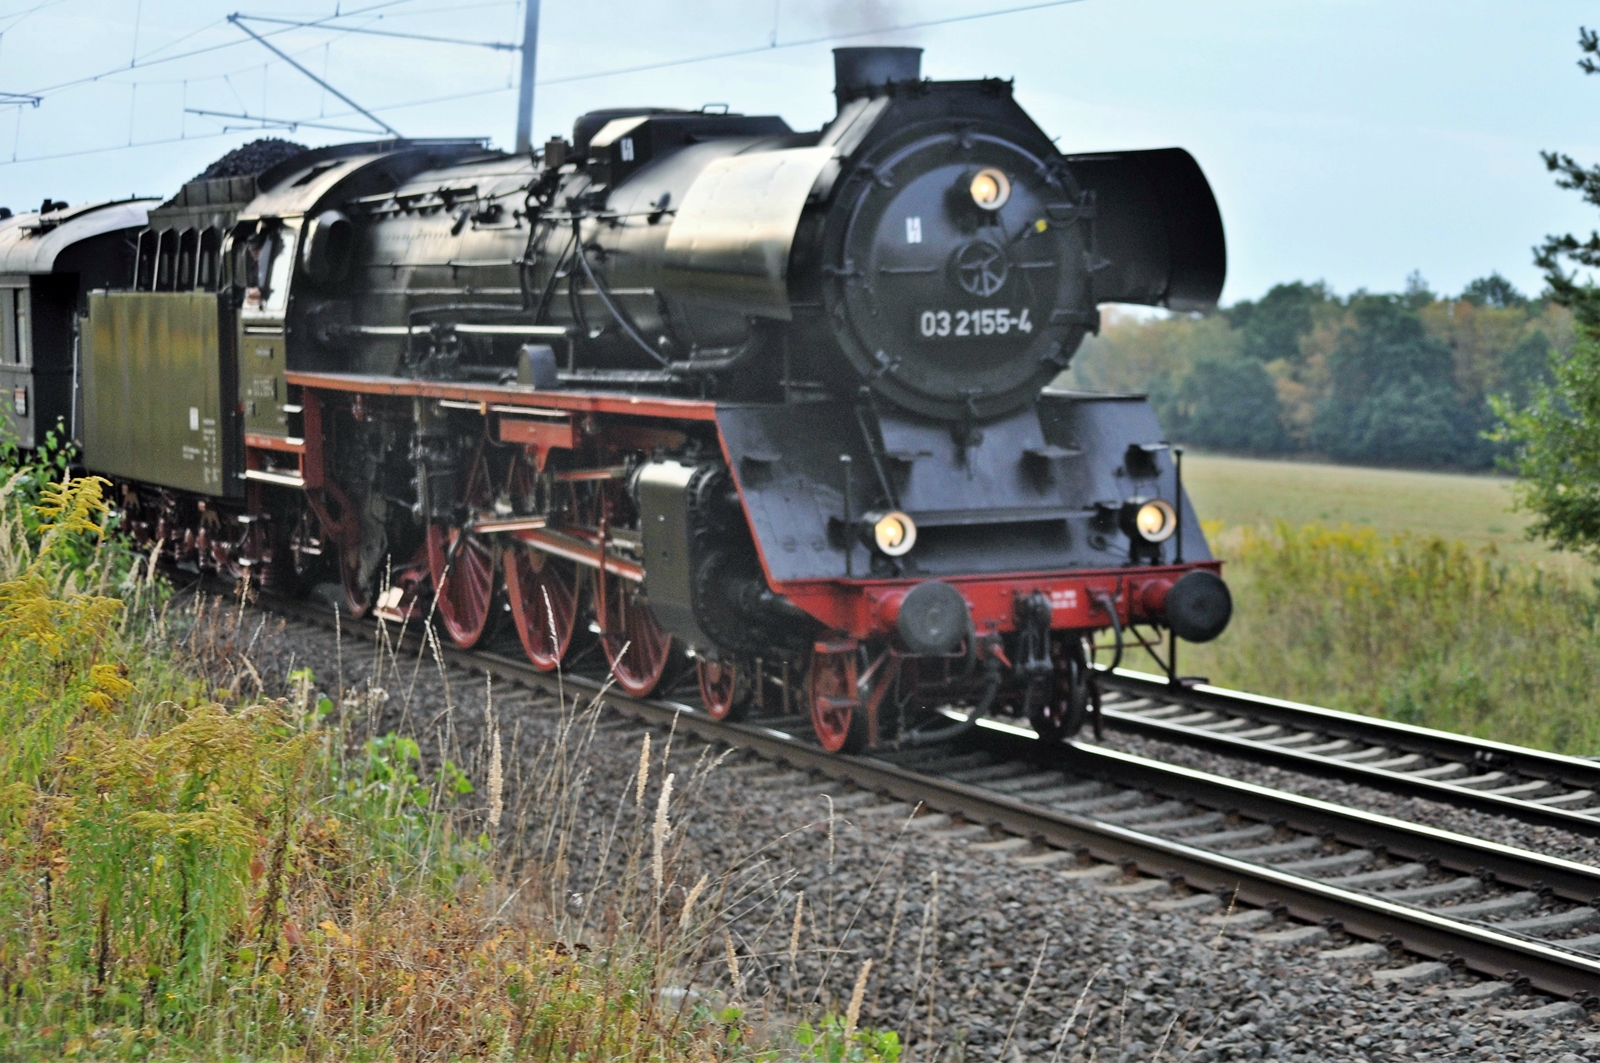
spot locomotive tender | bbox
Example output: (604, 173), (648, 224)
(0, 48), (1232, 752)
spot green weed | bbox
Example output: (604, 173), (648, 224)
(794, 1014), (903, 1063)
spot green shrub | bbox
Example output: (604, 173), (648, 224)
(0, 459), (740, 1060)
(794, 1014), (903, 1063)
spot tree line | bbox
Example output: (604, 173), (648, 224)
(1065, 273), (1571, 470)
(1068, 21), (1600, 565)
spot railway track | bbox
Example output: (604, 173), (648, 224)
(257, 594), (1600, 1008)
(1096, 669), (1600, 834)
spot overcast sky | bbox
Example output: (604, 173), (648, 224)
(1, 0), (1597, 305)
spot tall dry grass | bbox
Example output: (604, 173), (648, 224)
(1184, 521), (1600, 754)
(0, 448), (912, 1060)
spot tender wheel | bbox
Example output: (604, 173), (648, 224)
(257, 506), (314, 597)
(595, 574), (674, 696)
(697, 657), (753, 721)
(1030, 635), (1090, 744)
(809, 648), (868, 754)
(427, 522), (497, 648)
(504, 545), (578, 671)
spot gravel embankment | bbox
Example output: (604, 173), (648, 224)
(235, 610), (1600, 1062)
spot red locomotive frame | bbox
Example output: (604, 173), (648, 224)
(274, 369), (1222, 754)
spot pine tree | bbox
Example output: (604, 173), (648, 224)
(1499, 26), (1600, 557)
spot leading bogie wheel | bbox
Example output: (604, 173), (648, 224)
(809, 650), (869, 754)
(1029, 635), (1091, 743)
(697, 656), (753, 721)
(338, 540), (372, 619)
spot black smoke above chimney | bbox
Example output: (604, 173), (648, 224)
(833, 47), (922, 109)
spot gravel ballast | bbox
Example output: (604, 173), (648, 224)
(231, 606), (1600, 1061)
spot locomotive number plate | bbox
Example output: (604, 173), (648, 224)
(917, 307), (1033, 339)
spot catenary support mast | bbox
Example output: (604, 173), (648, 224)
(514, 0), (542, 154)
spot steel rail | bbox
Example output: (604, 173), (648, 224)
(251, 594), (1600, 1000)
(985, 731), (1600, 904)
(588, 671), (1600, 1000)
(1098, 668), (1600, 834)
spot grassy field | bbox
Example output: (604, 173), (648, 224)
(1166, 454), (1600, 755)
(1180, 453), (1568, 567)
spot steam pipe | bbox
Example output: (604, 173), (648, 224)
(900, 643), (999, 748)
(571, 219), (672, 368)
(840, 454), (854, 578)
(1174, 444), (1185, 565)
(1092, 591), (1125, 741)
(1093, 590), (1124, 674)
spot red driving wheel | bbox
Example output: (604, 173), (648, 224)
(697, 657), (751, 721)
(809, 648), (867, 754)
(504, 545), (578, 671)
(596, 574), (673, 696)
(427, 522), (497, 648)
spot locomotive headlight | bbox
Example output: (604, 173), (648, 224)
(969, 168), (1011, 211)
(870, 511), (918, 556)
(1133, 499), (1177, 543)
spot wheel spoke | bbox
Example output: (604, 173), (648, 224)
(505, 546), (577, 671)
(809, 651), (865, 753)
(698, 658), (751, 721)
(428, 523), (496, 648)
(597, 576), (671, 696)
(339, 543), (371, 619)
(1031, 636), (1090, 742)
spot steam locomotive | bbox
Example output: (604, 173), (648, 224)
(0, 48), (1232, 752)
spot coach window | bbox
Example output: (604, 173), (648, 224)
(2, 287), (29, 368)
(177, 229), (198, 290)
(0, 288), (16, 365)
(135, 230), (157, 290)
(197, 228), (221, 291)
(155, 230), (177, 291)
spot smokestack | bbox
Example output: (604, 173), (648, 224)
(832, 47), (922, 109)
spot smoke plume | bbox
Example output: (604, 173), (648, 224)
(822, 0), (915, 40)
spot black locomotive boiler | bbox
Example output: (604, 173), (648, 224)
(0, 48), (1233, 752)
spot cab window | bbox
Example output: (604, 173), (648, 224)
(241, 219), (299, 315)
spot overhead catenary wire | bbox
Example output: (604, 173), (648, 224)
(0, 82), (515, 166)
(0, 0), (462, 161)
(202, 0), (1096, 133)
(72, 2), (517, 92)
(184, 107), (388, 136)
(10, 0), (418, 100)
(0, 0), (1094, 168)
(534, 0), (1091, 87)
(227, 13), (398, 136)
(0, 0), (67, 35)
(236, 13), (516, 52)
